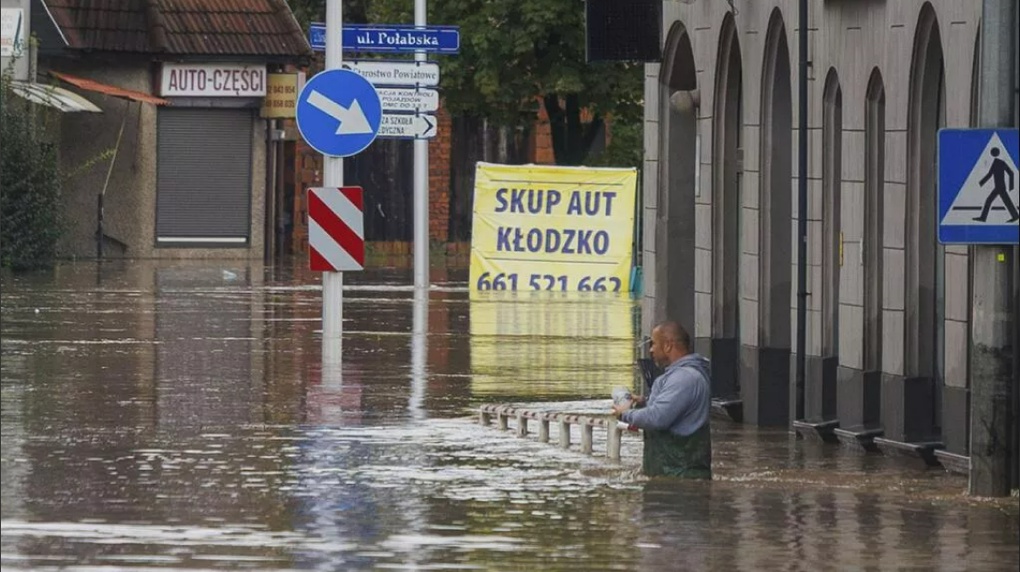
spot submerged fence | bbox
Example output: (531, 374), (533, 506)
(478, 404), (627, 461)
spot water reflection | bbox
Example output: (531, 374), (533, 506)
(469, 289), (638, 400)
(0, 260), (1017, 571)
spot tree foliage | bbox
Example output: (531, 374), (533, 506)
(1, 68), (63, 271)
(286, 0), (643, 166)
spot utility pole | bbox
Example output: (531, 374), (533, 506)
(795, 0), (809, 423)
(970, 0), (1016, 497)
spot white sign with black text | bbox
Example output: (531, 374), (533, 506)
(377, 87), (439, 113)
(161, 63), (267, 97)
(340, 60), (440, 87)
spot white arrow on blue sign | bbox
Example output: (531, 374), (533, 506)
(296, 69), (382, 158)
(938, 128), (1020, 244)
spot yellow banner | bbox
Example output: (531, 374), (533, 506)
(469, 163), (638, 292)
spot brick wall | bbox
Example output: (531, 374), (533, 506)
(530, 99), (556, 164)
(428, 102), (453, 242)
(292, 137), (322, 256)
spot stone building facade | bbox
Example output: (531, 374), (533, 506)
(642, 0), (1018, 463)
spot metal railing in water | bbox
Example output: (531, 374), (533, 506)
(478, 404), (626, 461)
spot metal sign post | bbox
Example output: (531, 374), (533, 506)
(298, 1), (381, 364)
(323, 0), (344, 363)
(414, 0), (430, 291)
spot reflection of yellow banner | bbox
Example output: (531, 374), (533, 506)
(469, 291), (637, 398)
(470, 163), (638, 292)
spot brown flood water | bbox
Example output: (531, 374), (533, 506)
(1, 260), (1017, 571)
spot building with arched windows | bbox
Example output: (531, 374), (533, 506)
(642, 0), (1018, 470)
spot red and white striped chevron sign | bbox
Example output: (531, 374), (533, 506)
(308, 187), (365, 272)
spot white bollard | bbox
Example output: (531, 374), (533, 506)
(607, 424), (622, 461)
(581, 423), (593, 454)
(539, 418), (550, 443)
(559, 420), (571, 449)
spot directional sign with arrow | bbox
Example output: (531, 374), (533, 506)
(378, 114), (437, 140)
(296, 69), (382, 157)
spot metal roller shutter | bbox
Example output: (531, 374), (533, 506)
(156, 108), (253, 244)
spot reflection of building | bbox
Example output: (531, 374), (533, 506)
(643, 1), (1017, 469)
(22, 0), (310, 259)
(154, 265), (260, 432)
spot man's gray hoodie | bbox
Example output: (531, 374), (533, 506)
(621, 353), (711, 437)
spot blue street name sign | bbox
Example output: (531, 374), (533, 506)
(309, 24), (460, 54)
(938, 128), (1020, 244)
(296, 69), (382, 158)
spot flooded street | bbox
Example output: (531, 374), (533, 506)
(2, 260), (1018, 571)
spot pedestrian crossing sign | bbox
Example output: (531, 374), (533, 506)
(938, 129), (1020, 244)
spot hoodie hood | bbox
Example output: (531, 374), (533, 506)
(671, 353), (711, 383)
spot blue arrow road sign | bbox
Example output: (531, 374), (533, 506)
(938, 129), (1020, 244)
(296, 69), (382, 158)
(310, 24), (460, 54)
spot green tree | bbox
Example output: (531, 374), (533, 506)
(287, 0), (643, 166)
(1, 68), (63, 271)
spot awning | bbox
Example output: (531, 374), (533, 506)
(50, 71), (169, 106)
(9, 81), (103, 113)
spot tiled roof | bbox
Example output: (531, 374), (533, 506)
(44, 0), (150, 52)
(42, 0), (312, 57)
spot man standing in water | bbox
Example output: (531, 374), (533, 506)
(612, 321), (712, 479)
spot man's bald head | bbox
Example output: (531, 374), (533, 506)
(654, 321), (691, 349)
(649, 320), (691, 366)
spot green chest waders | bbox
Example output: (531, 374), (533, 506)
(642, 423), (712, 479)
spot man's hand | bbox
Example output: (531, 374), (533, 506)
(612, 396), (645, 417)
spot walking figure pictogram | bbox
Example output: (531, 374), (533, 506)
(974, 147), (1019, 223)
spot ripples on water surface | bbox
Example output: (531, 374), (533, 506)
(1, 261), (1017, 571)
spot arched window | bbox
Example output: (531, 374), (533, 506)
(822, 69), (842, 360)
(758, 8), (793, 351)
(710, 13), (743, 399)
(864, 68), (885, 373)
(649, 22), (698, 333)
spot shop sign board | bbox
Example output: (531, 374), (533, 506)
(161, 63), (267, 97)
